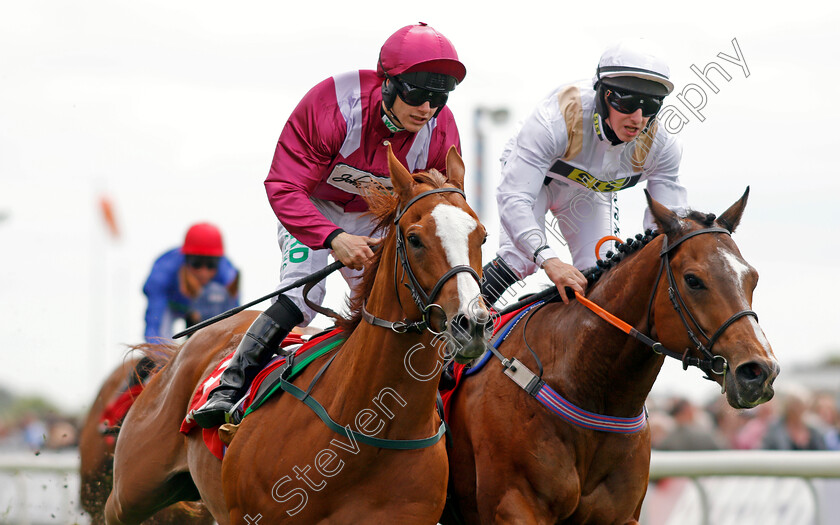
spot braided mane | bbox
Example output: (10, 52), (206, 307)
(583, 209), (717, 286)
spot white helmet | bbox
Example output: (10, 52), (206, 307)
(592, 38), (673, 96)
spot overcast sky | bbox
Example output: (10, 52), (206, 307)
(2, 1), (839, 413)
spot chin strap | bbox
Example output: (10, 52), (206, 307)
(593, 112), (623, 146)
(381, 106), (404, 132)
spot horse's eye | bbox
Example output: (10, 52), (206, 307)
(482, 235), (488, 245)
(407, 234), (423, 249)
(685, 274), (704, 290)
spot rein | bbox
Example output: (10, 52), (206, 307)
(484, 302), (647, 434)
(281, 187), (479, 451)
(482, 227), (757, 433)
(363, 187), (481, 334)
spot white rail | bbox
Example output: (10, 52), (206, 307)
(2, 450), (839, 524)
(0, 451), (79, 473)
(650, 450), (840, 479)
(646, 450), (840, 525)
(0, 451), (85, 525)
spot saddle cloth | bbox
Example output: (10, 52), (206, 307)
(180, 329), (345, 459)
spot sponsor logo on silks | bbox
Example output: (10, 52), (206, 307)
(281, 237), (309, 271)
(593, 113), (604, 141)
(326, 163), (392, 195)
(548, 159), (642, 193)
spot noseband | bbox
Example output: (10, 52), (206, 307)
(647, 227), (758, 379)
(362, 187), (481, 334)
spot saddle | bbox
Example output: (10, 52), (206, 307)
(180, 329), (346, 459)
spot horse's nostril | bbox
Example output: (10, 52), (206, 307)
(736, 362), (766, 383)
(450, 314), (471, 337)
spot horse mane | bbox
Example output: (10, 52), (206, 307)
(685, 210), (717, 227)
(124, 341), (180, 369)
(582, 208), (717, 287)
(335, 169), (450, 332)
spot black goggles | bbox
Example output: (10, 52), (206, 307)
(394, 78), (449, 108)
(605, 88), (663, 117)
(186, 255), (220, 270)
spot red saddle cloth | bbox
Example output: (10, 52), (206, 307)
(99, 384), (145, 436)
(180, 331), (335, 460)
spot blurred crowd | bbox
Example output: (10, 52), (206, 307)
(0, 412), (79, 452)
(649, 383), (840, 451)
(1, 383), (837, 453)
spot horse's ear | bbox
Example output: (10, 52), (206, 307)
(387, 143), (415, 200)
(445, 146), (465, 191)
(717, 186), (749, 233)
(644, 189), (682, 236)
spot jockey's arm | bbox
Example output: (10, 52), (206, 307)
(327, 231), (380, 271)
(540, 257), (587, 304)
(264, 77), (349, 250)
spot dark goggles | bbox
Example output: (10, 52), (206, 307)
(185, 255), (220, 270)
(394, 78), (449, 108)
(605, 88), (663, 117)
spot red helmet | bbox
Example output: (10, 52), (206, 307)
(181, 222), (224, 257)
(376, 23), (466, 83)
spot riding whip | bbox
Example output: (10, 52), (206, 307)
(173, 259), (345, 339)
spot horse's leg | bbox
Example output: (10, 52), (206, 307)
(79, 415), (115, 524)
(104, 372), (203, 523)
(490, 489), (546, 525)
(80, 359), (138, 524)
(186, 434), (229, 525)
(624, 496), (644, 525)
(104, 470), (201, 524)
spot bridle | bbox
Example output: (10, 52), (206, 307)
(475, 226), (760, 434)
(362, 187), (481, 334)
(279, 186), (480, 451)
(644, 227), (758, 380)
(507, 227), (760, 382)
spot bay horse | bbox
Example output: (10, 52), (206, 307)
(442, 189), (779, 524)
(78, 356), (213, 524)
(105, 145), (490, 524)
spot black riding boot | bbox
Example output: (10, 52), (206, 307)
(480, 256), (520, 306)
(192, 295), (304, 428)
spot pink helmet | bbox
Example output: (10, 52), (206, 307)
(377, 23), (466, 83)
(181, 222), (224, 257)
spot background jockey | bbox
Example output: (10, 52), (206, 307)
(143, 222), (240, 344)
(193, 22), (468, 428)
(481, 38), (689, 306)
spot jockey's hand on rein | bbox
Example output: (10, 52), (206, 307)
(330, 232), (380, 271)
(542, 258), (587, 304)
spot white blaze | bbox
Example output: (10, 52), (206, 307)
(720, 249), (750, 295)
(719, 247), (775, 360)
(431, 204), (480, 313)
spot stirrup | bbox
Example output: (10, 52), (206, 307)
(194, 392), (246, 428)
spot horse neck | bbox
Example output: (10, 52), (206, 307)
(550, 238), (667, 415)
(336, 241), (442, 433)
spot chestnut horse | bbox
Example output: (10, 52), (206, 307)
(105, 145), (490, 524)
(442, 189), (779, 524)
(78, 356), (213, 524)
